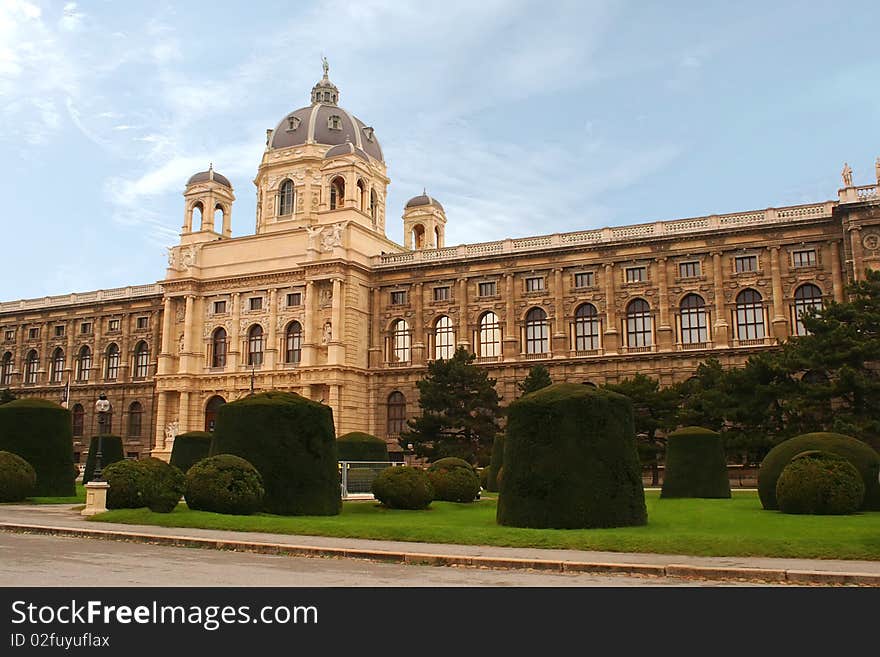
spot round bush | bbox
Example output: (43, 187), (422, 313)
(0, 399), (75, 496)
(185, 454), (264, 515)
(660, 426), (731, 499)
(371, 466), (433, 510)
(212, 392), (340, 515)
(83, 435), (124, 485)
(776, 451), (865, 515)
(0, 451), (36, 502)
(138, 458), (185, 513)
(104, 459), (147, 509)
(170, 432), (213, 474)
(337, 432), (389, 462)
(485, 434), (505, 492)
(428, 457), (480, 502)
(758, 432), (880, 510)
(497, 383), (647, 529)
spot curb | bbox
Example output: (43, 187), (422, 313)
(1, 522), (878, 586)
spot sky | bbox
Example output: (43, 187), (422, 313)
(1, 0), (878, 301)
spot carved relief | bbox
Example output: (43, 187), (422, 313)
(320, 223), (344, 252)
(862, 232), (880, 251)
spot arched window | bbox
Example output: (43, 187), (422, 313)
(679, 294), (708, 345)
(792, 284), (823, 336)
(128, 401), (143, 438)
(387, 391), (406, 436)
(278, 179), (294, 216)
(390, 319), (410, 363)
(211, 328), (227, 368)
(214, 204), (224, 227)
(356, 179), (366, 211)
(25, 350), (39, 384)
(736, 289), (765, 340)
(626, 299), (652, 348)
(478, 312), (501, 358)
(434, 316), (455, 360)
(412, 224), (425, 249)
(50, 347), (64, 383)
(106, 343), (120, 380)
(75, 345), (91, 382)
(524, 307), (549, 354)
(191, 202), (203, 228)
(247, 325), (264, 366)
(134, 341), (150, 379)
(329, 177), (345, 210)
(1, 352), (12, 386)
(573, 303), (600, 351)
(204, 395), (226, 432)
(435, 226), (441, 248)
(285, 321), (302, 364)
(72, 403), (84, 437)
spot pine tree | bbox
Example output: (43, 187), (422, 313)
(517, 365), (552, 396)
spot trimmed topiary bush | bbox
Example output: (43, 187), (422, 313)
(82, 435), (124, 485)
(104, 459), (147, 509)
(758, 432), (880, 510)
(337, 432), (389, 462)
(371, 466), (433, 510)
(0, 398), (75, 496)
(0, 451), (36, 502)
(776, 451), (865, 515)
(170, 432), (213, 474)
(212, 391), (340, 516)
(428, 457), (480, 502)
(486, 434), (505, 492)
(660, 426), (731, 499)
(184, 454), (264, 515)
(138, 458), (185, 513)
(497, 383), (647, 529)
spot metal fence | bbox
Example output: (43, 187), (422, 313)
(641, 465), (759, 488)
(339, 461), (403, 499)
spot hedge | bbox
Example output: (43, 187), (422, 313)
(497, 383), (647, 529)
(758, 432), (880, 510)
(104, 460), (147, 509)
(660, 426), (731, 499)
(371, 466), (433, 510)
(82, 435), (124, 484)
(0, 450), (36, 502)
(428, 457), (480, 502)
(170, 432), (213, 474)
(485, 434), (505, 492)
(337, 432), (389, 462)
(776, 451), (865, 515)
(184, 454), (264, 515)
(0, 398), (75, 496)
(211, 391), (340, 515)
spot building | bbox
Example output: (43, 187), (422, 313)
(2, 64), (879, 463)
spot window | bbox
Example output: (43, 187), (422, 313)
(679, 261), (701, 278)
(80, 322), (91, 334)
(4, 330), (13, 341)
(679, 294), (708, 345)
(328, 115), (342, 130)
(108, 319), (120, 332)
(390, 319), (411, 363)
(247, 325), (264, 366)
(134, 342), (150, 378)
(387, 391), (406, 436)
(574, 272), (594, 288)
(25, 350), (39, 384)
(213, 300), (227, 314)
(136, 317), (149, 330)
(433, 286), (450, 302)
(126, 452), (139, 460)
(287, 116), (301, 131)
(524, 308), (549, 354)
(285, 322), (302, 364)
(286, 292), (302, 307)
(50, 347), (64, 383)
(76, 345), (91, 381)
(72, 404), (84, 438)
(625, 267), (646, 283)
(329, 177), (345, 210)
(524, 277), (545, 293)
(478, 312), (501, 357)
(278, 180), (294, 216)
(28, 328), (39, 340)
(211, 328), (227, 368)
(478, 281), (497, 297)
(626, 299), (652, 348)
(106, 343), (120, 380)
(736, 289), (765, 340)
(390, 291), (407, 306)
(573, 303), (600, 351)
(434, 316), (455, 360)
(249, 297), (263, 311)
(54, 325), (65, 337)
(128, 401), (143, 438)
(1, 352), (13, 385)
(792, 284), (823, 336)
(735, 255), (758, 273)
(792, 249), (817, 268)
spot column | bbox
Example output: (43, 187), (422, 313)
(329, 384), (341, 436)
(65, 320), (75, 381)
(457, 278), (470, 349)
(769, 246), (788, 340)
(180, 295), (195, 373)
(328, 278), (346, 363)
(368, 286), (382, 368)
(93, 313), (103, 380)
(412, 282), (425, 364)
(158, 297), (174, 375)
(850, 227), (865, 282)
(712, 253), (729, 347)
(655, 258), (673, 350)
(266, 288), (278, 369)
(301, 281), (317, 366)
(119, 313), (130, 382)
(154, 391), (169, 454)
(178, 391), (190, 434)
(551, 268), (566, 355)
(602, 263), (618, 353)
(151, 308), (161, 377)
(40, 321), (49, 382)
(830, 241), (844, 302)
(502, 274), (518, 359)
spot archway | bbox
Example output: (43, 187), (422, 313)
(204, 395), (226, 432)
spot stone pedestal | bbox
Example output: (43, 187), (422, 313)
(81, 481), (110, 516)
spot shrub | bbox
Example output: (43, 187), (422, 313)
(185, 454), (264, 515)
(212, 391), (340, 515)
(428, 457), (480, 502)
(337, 432), (389, 462)
(758, 432), (880, 510)
(104, 459), (147, 509)
(0, 398), (75, 496)
(485, 434), (505, 492)
(103, 458), (184, 513)
(82, 435), (124, 484)
(660, 426), (731, 498)
(0, 451), (36, 502)
(170, 432), (213, 473)
(371, 466), (433, 510)
(776, 451), (865, 515)
(497, 383), (647, 529)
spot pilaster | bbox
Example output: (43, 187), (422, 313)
(655, 257), (673, 350)
(712, 252), (729, 347)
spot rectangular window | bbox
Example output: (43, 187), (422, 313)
(80, 322), (91, 334)
(213, 300), (227, 314)
(286, 293), (302, 307)
(625, 267), (646, 283)
(390, 291), (408, 306)
(735, 255), (758, 273)
(5, 330), (14, 341)
(54, 325), (65, 337)
(249, 297), (263, 311)
(126, 452), (139, 460)
(792, 249), (817, 268)
(108, 319), (120, 332)
(478, 281), (497, 297)
(574, 272), (594, 288)
(136, 317), (149, 330)
(433, 286), (450, 302)
(679, 261), (700, 278)
(28, 328), (39, 340)
(525, 277), (545, 292)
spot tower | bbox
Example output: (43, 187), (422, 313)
(181, 165), (235, 242)
(402, 191), (447, 249)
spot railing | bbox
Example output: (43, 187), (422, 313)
(385, 360), (411, 368)
(523, 352), (551, 360)
(643, 465), (758, 488)
(839, 183), (880, 204)
(475, 355), (500, 364)
(0, 284), (163, 314)
(340, 460), (403, 499)
(735, 337), (768, 347)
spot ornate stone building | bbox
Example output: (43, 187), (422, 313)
(2, 65), (879, 462)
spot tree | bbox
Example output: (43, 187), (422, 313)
(0, 389), (15, 406)
(402, 347), (502, 465)
(517, 365), (552, 396)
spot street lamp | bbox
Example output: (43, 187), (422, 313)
(93, 393), (111, 482)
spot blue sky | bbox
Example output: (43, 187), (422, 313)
(1, 0), (878, 301)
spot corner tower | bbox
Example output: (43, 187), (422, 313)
(181, 165), (235, 243)
(403, 192), (446, 249)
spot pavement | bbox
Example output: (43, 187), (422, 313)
(0, 503), (878, 586)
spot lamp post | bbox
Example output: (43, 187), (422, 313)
(82, 393), (111, 516)
(93, 393), (111, 482)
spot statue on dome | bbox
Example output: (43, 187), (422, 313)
(842, 162), (853, 187)
(322, 56), (329, 77)
(875, 157), (879, 184)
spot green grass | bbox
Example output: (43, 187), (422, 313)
(26, 484), (86, 505)
(88, 490), (880, 561)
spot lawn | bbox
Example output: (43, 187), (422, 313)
(90, 490), (880, 561)
(27, 484), (86, 505)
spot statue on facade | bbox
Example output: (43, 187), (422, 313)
(842, 162), (853, 187)
(306, 225), (323, 250)
(165, 420), (179, 445)
(322, 321), (332, 344)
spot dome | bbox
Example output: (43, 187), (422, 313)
(405, 192), (444, 212)
(187, 167), (232, 188)
(324, 141), (371, 162)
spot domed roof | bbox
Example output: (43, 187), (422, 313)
(405, 192), (444, 212)
(186, 166), (232, 188)
(324, 141), (370, 162)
